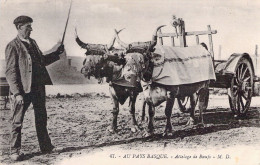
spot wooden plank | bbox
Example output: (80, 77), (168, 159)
(158, 30), (217, 38)
(178, 21), (184, 47)
(214, 60), (227, 63)
(256, 44), (258, 72)
(158, 33), (177, 37)
(181, 19), (187, 47)
(196, 35), (199, 45)
(171, 36), (175, 46)
(207, 25), (214, 60)
(218, 45), (222, 60)
(178, 19), (186, 47)
(186, 30), (217, 36)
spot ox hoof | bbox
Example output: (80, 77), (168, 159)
(140, 117), (148, 124)
(234, 114), (239, 119)
(163, 131), (173, 137)
(131, 127), (137, 133)
(143, 131), (154, 137)
(185, 118), (195, 126)
(107, 127), (117, 134)
(141, 118), (146, 124)
(196, 123), (205, 128)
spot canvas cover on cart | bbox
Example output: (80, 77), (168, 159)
(152, 45), (216, 85)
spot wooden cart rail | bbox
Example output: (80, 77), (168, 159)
(156, 17), (217, 62)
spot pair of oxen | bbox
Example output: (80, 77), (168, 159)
(75, 26), (209, 136)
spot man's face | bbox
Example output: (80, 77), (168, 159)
(18, 22), (32, 39)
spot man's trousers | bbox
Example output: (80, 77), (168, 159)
(9, 86), (53, 152)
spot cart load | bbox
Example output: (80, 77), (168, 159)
(152, 44), (216, 85)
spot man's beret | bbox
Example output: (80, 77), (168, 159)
(13, 15), (33, 25)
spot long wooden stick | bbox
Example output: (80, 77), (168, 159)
(61, 0), (72, 44)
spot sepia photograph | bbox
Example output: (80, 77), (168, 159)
(0, 0), (260, 164)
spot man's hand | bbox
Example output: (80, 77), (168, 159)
(15, 95), (24, 105)
(56, 44), (65, 55)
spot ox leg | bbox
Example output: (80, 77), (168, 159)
(197, 88), (209, 127)
(129, 93), (140, 132)
(163, 95), (175, 136)
(4, 96), (9, 109)
(108, 87), (119, 134)
(186, 94), (197, 126)
(144, 102), (155, 137)
(141, 96), (147, 122)
(109, 103), (119, 133)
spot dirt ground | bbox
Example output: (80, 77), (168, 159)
(0, 84), (260, 165)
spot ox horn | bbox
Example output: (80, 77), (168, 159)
(114, 28), (129, 49)
(75, 27), (125, 50)
(75, 27), (89, 49)
(150, 25), (166, 50)
(107, 28), (125, 50)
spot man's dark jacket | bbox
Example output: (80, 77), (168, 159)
(5, 36), (60, 96)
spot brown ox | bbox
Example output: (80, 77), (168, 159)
(114, 28), (213, 136)
(75, 26), (164, 133)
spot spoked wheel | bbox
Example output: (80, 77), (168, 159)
(177, 96), (192, 113)
(228, 58), (254, 116)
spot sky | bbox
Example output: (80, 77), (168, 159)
(1, 0), (260, 60)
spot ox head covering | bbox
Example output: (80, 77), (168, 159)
(13, 15), (33, 26)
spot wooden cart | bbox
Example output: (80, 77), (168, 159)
(0, 77), (9, 110)
(158, 16), (259, 116)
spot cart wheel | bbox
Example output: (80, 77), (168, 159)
(177, 96), (192, 113)
(229, 57), (253, 116)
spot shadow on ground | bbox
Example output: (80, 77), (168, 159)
(1, 105), (259, 164)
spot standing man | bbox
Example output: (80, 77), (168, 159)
(5, 15), (64, 161)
